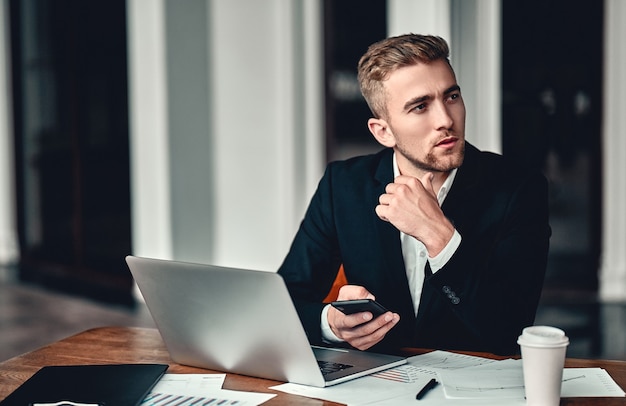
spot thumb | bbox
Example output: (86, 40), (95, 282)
(420, 172), (436, 197)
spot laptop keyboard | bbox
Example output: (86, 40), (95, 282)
(318, 360), (354, 376)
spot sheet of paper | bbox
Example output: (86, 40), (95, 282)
(271, 351), (497, 406)
(405, 350), (497, 371)
(151, 373), (226, 393)
(438, 360), (626, 400)
(143, 374), (276, 406)
(561, 368), (626, 398)
(272, 368), (432, 405)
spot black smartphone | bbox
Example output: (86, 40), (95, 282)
(330, 299), (389, 318)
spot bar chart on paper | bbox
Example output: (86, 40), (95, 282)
(142, 392), (245, 405)
(140, 373), (276, 405)
(373, 364), (434, 383)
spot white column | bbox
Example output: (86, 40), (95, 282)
(298, 1), (325, 215)
(208, 0), (323, 270)
(599, 0), (626, 301)
(388, 0), (451, 39)
(126, 0), (173, 260)
(451, 0), (502, 154)
(0, 0), (19, 265)
(163, 0), (213, 264)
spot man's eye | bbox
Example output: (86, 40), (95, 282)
(412, 103), (427, 112)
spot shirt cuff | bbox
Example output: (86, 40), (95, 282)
(428, 229), (462, 273)
(321, 304), (345, 343)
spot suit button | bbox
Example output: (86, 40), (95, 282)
(442, 285), (460, 304)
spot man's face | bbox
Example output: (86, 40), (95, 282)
(380, 59), (466, 176)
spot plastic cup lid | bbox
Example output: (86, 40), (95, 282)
(517, 325), (569, 347)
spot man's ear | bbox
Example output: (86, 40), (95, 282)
(367, 117), (396, 148)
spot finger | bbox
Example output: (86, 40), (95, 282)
(389, 175), (421, 189)
(385, 180), (413, 196)
(343, 311), (395, 337)
(342, 311), (375, 329)
(349, 313), (400, 350)
(328, 306), (375, 340)
(336, 285), (375, 301)
(385, 181), (399, 193)
(375, 204), (389, 222)
(387, 177), (428, 200)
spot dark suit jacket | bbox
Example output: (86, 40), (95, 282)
(278, 142), (550, 355)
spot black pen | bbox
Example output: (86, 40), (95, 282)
(416, 378), (438, 400)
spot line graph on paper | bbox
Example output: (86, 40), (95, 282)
(410, 350), (497, 370)
(452, 375), (586, 393)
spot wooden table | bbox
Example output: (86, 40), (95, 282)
(0, 326), (624, 405)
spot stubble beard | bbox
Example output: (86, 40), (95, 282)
(398, 140), (465, 174)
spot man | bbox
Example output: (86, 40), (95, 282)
(278, 34), (550, 356)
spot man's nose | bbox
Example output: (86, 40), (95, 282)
(433, 102), (454, 130)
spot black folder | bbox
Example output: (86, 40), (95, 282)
(0, 363), (168, 406)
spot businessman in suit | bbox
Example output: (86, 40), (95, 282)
(278, 34), (550, 356)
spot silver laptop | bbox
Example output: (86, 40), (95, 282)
(126, 255), (406, 387)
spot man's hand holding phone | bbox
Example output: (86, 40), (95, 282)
(327, 285), (400, 351)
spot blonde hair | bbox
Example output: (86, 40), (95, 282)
(357, 34), (451, 119)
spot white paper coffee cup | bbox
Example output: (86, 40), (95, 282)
(518, 326), (569, 406)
